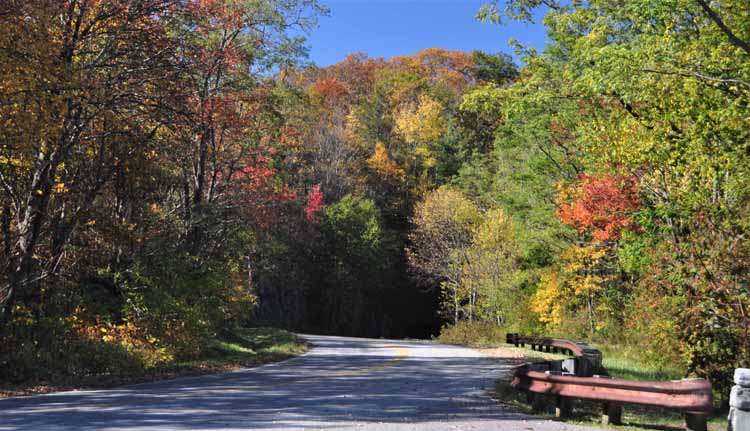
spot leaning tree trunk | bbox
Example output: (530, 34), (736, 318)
(1, 151), (58, 323)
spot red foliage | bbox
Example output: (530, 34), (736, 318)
(557, 174), (641, 242)
(304, 184), (325, 223)
(222, 154), (296, 228)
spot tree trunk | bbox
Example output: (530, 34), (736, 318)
(1, 206), (10, 258)
(453, 286), (459, 325)
(2, 151), (58, 320)
(587, 295), (596, 334)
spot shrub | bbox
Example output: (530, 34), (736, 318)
(437, 321), (505, 347)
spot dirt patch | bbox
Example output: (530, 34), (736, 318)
(478, 346), (526, 360)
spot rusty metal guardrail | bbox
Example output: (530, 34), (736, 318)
(506, 333), (713, 431)
(506, 333), (600, 360)
(506, 333), (602, 376)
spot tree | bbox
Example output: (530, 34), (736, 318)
(470, 51), (518, 85)
(477, 0), (750, 388)
(171, 0), (325, 253)
(317, 195), (388, 335)
(462, 209), (519, 324)
(304, 184), (325, 223)
(408, 187), (483, 323)
(0, 0), (181, 319)
(557, 174), (640, 243)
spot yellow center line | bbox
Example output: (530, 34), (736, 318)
(321, 345), (410, 378)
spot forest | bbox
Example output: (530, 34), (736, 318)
(1, 0), (749, 396)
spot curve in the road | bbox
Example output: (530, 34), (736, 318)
(0, 334), (602, 431)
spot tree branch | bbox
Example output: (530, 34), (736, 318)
(694, 0), (750, 55)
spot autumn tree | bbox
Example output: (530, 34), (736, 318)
(0, 0), (181, 319)
(0, 0), (327, 383)
(408, 187), (482, 323)
(557, 174), (640, 243)
(477, 0), (750, 389)
(462, 209), (519, 324)
(170, 0), (325, 253)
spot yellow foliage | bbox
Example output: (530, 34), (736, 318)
(561, 244), (609, 297)
(471, 209), (515, 251)
(531, 270), (567, 328)
(414, 145), (436, 168)
(344, 109), (368, 150)
(461, 208), (519, 322)
(413, 187), (483, 235)
(77, 320), (175, 368)
(367, 142), (405, 180)
(0, 156), (25, 167)
(53, 183), (67, 194)
(395, 94), (446, 144)
(462, 208), (517, 292)
(532, 244), (613, 332)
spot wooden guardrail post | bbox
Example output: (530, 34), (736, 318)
(684, 413), (707, 431)
(531, 393), (546, 412)
(506, 333), (518, 347)
(601, 402), (622, 425)
(729, 368), (750, 431)
(556, 396), (572, 419)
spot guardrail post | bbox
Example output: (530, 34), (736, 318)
(729, 368), (750, 431)
(683, 413), (707, 431)
(506, 333), (519, 346)
(531, 393), (546, 412)
(601, 402), (622, 425)
(555, 396), (572, 419)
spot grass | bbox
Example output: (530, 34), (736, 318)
(595, 343), (682, 382)
(178, 327), (309, 370)
(0, 326), (309, 399)
(491, 342), (727, 431)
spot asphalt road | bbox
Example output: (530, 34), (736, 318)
(0, 334), (603, 430)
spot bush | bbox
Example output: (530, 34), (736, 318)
(437, 321), (505, 347)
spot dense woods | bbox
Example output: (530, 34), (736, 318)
(1, 0), (749, 396)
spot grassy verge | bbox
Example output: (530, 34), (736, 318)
(488, 344), (727, 431)
(0, 327), (308, 399)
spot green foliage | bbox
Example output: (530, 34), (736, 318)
(4, 0), (749, 398)
(470, 51), (519, 85)
(311, 195), (393, 335)
(323, 195), (383, 258)
(468, 0), (750, 394)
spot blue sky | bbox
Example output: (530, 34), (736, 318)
(306, 0), (550, 67)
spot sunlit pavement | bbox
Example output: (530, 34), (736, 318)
(0, 335), (603, 430)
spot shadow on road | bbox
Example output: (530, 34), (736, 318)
(0, 335), (532, 430)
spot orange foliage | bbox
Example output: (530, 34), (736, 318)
(557, 174), (640, 242)
(299, 53), (387, 101)
(311, 78), (350, 105)
(392, 48), (475, 94)
(367, 143), (405, 180)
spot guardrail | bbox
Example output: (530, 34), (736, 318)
(506, 333), (602, 376)
(506, 334), (713, 431)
